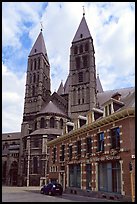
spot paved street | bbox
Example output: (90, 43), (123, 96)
(2, 186), (120, 202)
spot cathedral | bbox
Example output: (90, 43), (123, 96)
(2, 12), (135, 202)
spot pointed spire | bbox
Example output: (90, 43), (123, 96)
(57, 80), (64, 95)
(29, 31), (49, 63)
(96, 74), (103, 93)
(72, 15), (91, 43)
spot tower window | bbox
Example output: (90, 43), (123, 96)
(85, 43), (89, 51)
(78, 72), (83, 82)
(34, 59), (37, 70)
(80, 34), (83, 38)
(80, 45), (83, 53)
(50, 117), (55, 128)
(32, 86), (35, 96)
(60, 118), (63, 129)
(35, 49), (37, 53)
(30, 74), (32, 83)
(83, 55), (88, 68)
(30, 59), (33, 71)
(76, 57), (80, 69)
(33, 73), (36, 83)
(40, 117), (45, 128)
(74, 46), (78, 54)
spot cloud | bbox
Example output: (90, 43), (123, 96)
(2, 63), (26, 133)
(2, 2), (135, 133)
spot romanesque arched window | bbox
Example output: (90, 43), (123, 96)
(34, 59), (37, 70)
(33, 73), (36, 83)
(40, 118), (45, 128)
(50, 117), (55, 128)
(74, 46), (78, 54)
(30, 74), (32, 83)
(80, 44), (83, 53)
(60, 118), (63, 129)
(33, 157), (38, 174)
(38, 58), (40, 69)
(32, 86), (35, 96)
(85, 43), (89, 51)
(30, 59), (33, 71)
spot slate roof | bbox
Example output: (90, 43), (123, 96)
(30, 128), (63, 136)
(2, 132), (21, 141)
(72, 16), (92, 43)
(29, 31), (49, 63)
(39, 100), (67, 116)
(97, 87), (135, 108)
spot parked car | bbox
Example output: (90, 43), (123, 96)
(40, 182), (63, 196)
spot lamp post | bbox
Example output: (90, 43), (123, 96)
(129, 162), (134, 202)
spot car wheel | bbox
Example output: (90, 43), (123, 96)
(48, 191), (52, 196)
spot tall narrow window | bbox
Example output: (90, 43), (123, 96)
(83, 55), (88, 68)
(76, 57), (80, 69)
(74, 46), (78, 54)
(86, 137), (92, 154)
(32, 86), (35, 96)
(30, 59), (33, 71)
(34, 59), (37, 70)
(86, 164), (91, 189)
(40, 118), (45, 128)
(33, 73), (36, 83)
(78, 72), (83, 82)
(60, 144), (65, 161)
(111, 127), (120, 149)
(80, 44), (83, 53)
(38, 58), (40, 69)
(33, 157), (38, 173)
(77, 140), (81, 157)
(50, 117), (55, 128)
(53, 147), (56, 163)
(85, 43), (89, 51)
(69, 145), (72, 161)
(97, 132), (104, 152)
(60, 118), (63, 129)
(30, 74), (32, 83)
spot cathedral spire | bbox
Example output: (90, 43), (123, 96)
(72, 14), (91, 43)
(29, 31), (49, 63)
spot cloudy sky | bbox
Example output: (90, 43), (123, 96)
(2, 2), (135, 133)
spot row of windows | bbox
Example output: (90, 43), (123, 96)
(69, 162), (121, 193)
(30, 73), (39, 83)
(52, 127), (120, 162)
(34, 117), (64, 130)
(75, 55), (89, 69)
(30, 58), (40, 71)
(74, 43), (89, 55)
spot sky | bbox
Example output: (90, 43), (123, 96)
(2, 2), (135, 133)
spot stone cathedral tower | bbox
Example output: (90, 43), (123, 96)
(23, 30), (51, 121)
(68, 14), (97, 119)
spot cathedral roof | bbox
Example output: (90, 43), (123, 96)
(29, 31), (49, 63)
(72, 16), (92, 43)
(30, 128), (63, 136)
(39, 100), (67, 117)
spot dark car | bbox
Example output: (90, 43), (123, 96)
(40, 182), (63, 196)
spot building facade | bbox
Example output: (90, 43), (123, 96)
(2, 11), (135, 202)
